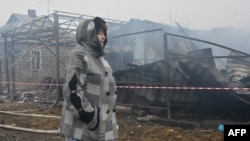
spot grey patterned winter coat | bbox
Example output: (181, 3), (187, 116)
(60, 17), (118, 141)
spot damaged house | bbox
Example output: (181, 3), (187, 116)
(106, 19), (250, 119)
(0, 10), (250, 119)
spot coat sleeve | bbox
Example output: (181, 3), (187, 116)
(63, 48), (94, 117)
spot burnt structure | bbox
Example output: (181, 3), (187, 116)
(113, 32), (250, 120)
(1, 10), (250, 121)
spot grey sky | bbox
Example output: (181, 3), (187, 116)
(0, 0), (250, 30)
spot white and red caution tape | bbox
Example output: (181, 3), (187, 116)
(116, 86), (250, 91)
(0, 81), (249, 91)
(0, 81), (63, 86)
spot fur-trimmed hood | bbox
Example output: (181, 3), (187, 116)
(76, 17), (107, 56)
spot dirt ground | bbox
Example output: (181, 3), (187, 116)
(0, 98), (225, 141)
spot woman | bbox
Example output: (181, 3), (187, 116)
(60, 17), (118, 141)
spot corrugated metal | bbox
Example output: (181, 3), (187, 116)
(226, 51), (250, 86)
(114, 48), (228, 106)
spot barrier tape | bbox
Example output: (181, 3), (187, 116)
(116, 86), (250, 91)
(0, 81), (249, 91)
(0, 82), (63, 86)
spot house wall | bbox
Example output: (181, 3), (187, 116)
(9, 43), (71, 88)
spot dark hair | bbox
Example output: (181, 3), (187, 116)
(94, 17), (107, 34)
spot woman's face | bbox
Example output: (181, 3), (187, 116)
(97, 28), (105, 47)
